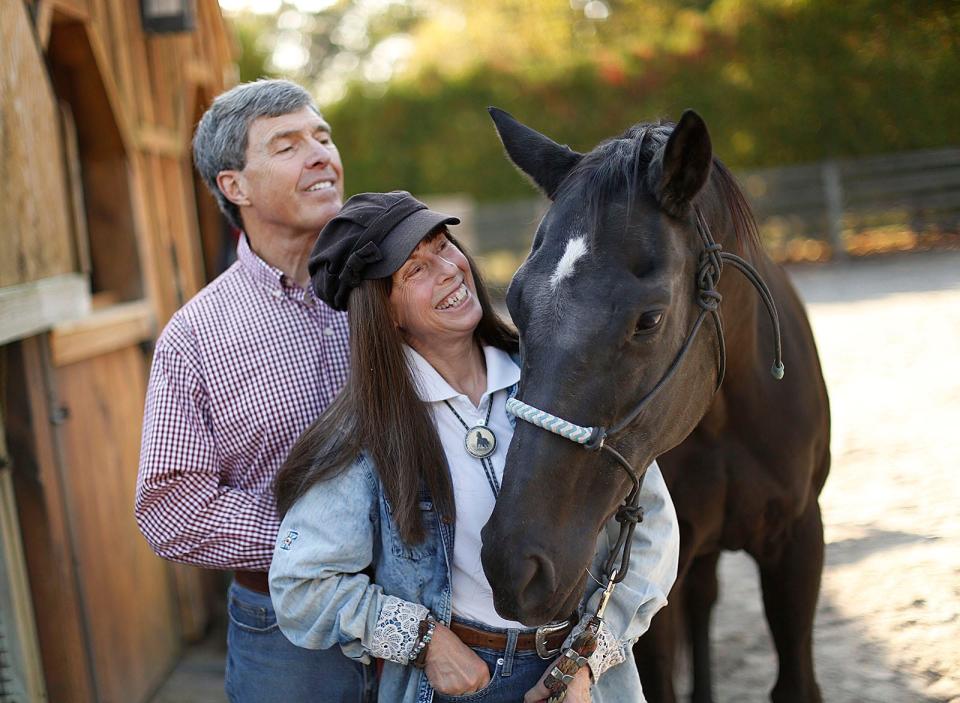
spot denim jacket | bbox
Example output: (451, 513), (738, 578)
(269, 388), (679, 703)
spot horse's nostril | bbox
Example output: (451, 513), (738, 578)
(511, 552), (558, 613)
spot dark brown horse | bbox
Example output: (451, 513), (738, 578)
(480, 108), (830, 702)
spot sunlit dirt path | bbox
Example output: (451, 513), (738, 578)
(702, 250), (960, 703)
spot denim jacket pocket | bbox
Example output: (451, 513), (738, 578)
(384, 496), (439, 561)
(227, 594), (279, 634)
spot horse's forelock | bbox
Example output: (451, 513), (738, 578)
(554, 121), (670, 245)
(552, 120), (760, 256)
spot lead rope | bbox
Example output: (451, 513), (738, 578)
(508, 207), (785, 701)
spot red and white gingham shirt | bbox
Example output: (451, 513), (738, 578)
(135, 235), (350, 571)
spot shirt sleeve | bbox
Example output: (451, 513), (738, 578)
(564, 460), (680, 680)
(134, 325), (279, 570)
(269, 457), (426, 664)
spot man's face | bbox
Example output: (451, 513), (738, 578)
(225, 106), (345, 236)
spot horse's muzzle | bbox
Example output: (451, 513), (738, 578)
(480, 525), (587, 625)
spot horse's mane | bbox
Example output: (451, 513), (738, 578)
(557, 121), (761, 255)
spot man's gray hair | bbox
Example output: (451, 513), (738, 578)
(193, 79), (320, 230)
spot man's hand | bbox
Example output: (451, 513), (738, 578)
(523, 657), (591, 703)
(423, 623), (491, 696)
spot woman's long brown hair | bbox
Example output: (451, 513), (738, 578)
(274, 233), (518, 544)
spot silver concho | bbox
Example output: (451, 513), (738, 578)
(464, 425), (497, 459)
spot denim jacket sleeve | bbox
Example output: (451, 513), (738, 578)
(567, 460), (680, 679)
(269, 456), (428, 664)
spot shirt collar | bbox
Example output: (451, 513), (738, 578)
(405, 344), (521, 404)
(237, 233), (316, 305)
(238, 233), (285, 292)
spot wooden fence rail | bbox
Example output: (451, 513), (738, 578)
(458, 147), (960, 269)
(741, 147), (960, 259)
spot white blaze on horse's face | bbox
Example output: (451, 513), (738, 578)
(549, 236), (588, 290)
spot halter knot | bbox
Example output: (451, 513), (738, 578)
(697, 245), (723, 287)
(615, 504), (644, 525)
(697, 289), (722, 312)
(585, 427), (607, 451)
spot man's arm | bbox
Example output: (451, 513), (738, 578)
(135, 334), (278, 571)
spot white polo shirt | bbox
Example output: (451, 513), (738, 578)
(405, 344), (525, 629)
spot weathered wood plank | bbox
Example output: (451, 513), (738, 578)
(49, 299), (154, 367)
(53, 344), (181, 703)
(0, 0), (76, 288)
(138, 124), (186, 157)
(59, 100), (92, 275)
(7, 337), (98, 702)
(165, 156), (206, 301)
(0, 408), (48, 703)
(0, 274), (91, 346)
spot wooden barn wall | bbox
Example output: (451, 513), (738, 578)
(51, 345), (181, 702)
(4, 0), (236, 700)
(0, 2), (75, 288)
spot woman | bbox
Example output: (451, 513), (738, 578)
(270, 191), (679, 703)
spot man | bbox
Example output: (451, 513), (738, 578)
(136, 79), (366, 702)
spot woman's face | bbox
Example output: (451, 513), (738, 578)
(389, 231), (483, 351)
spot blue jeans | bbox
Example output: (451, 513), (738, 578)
(433, 617), (554, 703)
(225, 581), (371, 703)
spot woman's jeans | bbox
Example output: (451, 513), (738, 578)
(225, 581), (372, 703)
(433, 617), (554, 703)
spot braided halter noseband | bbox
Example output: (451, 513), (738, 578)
(506, 206), (784, 588)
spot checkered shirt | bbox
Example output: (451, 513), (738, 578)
(135, 235), (350, 571)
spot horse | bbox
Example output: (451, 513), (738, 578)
(480, 108), (830, 703)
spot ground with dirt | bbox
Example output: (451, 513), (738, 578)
(152, 250), (960, 703)
(703, 250), (960, 703)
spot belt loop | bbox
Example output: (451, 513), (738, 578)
(501, 629), (519, 677)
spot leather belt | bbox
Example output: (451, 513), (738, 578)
(450, 619), (574, 659)
(234, 570), (270, 594)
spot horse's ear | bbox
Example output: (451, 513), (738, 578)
(488, 107), (582, 200)
(650, 110), (712, 216)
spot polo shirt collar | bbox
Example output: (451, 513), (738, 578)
(405, 344), (521, 404)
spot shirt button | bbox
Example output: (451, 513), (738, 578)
(323, 327), (335, 337)
(272, 289), (283, 299)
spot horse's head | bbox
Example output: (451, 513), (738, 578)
(481, 108), (745, 624)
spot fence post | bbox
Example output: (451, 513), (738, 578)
(822, 160), (846, 260)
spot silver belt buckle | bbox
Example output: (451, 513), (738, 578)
(535, 620), (570, 659)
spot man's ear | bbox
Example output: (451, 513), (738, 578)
(216, 170), (251, 208)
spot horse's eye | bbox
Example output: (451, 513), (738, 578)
(635, 311), (664, 334)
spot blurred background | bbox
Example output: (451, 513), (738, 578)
(1, 1), (957, 702)
(219, 0), (960, 285)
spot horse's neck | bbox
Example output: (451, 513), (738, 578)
(711, 221), (770, 388)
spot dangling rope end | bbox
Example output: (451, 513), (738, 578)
(771, 361), (785, 380)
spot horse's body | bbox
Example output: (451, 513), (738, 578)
(480, 109), (830, 702)
(637, 242), (830, 703)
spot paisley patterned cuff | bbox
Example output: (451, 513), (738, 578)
(564, 617), (627, 680)
(370, 596), (430, 664)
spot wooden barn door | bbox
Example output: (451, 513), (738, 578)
(10, 334), (181, 703)
(50, 341), (180, 703)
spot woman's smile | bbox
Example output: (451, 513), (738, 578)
(435, 283), (470, 311)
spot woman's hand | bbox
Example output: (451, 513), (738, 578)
(423, 623), (491, 695)
(523, 658), (591, 703)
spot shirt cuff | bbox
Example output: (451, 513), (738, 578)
(564, 617), (627, 681)
(370, 595), (430, 664)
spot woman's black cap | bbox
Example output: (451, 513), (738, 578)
(309, 191), (460, 311)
